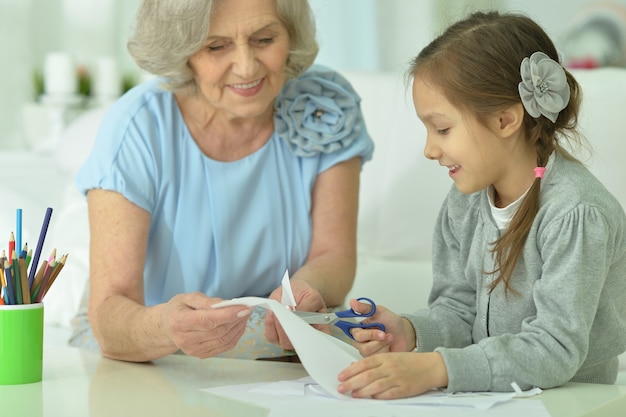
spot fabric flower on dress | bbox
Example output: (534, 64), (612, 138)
(275, 66), (364, 157)
(518, 52), (570, 123)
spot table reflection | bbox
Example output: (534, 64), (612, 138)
(87, 353), (307, 417)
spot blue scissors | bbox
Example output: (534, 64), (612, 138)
(293, 297), (385, 340)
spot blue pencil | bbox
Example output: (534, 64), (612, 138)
(4, 260), (16, 305)
(16, 208), (22, 259)
(28, 207), (53, 288)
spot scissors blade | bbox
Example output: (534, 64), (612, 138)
(293, 311), (337, 325)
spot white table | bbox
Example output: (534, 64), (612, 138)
(1, 345), (625, 417)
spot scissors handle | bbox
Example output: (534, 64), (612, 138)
(334, 297), (377, 319)
(335, 320), (386, 340)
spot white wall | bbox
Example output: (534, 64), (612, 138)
(313, 0), (626, 72)
(0, 0), (140, 150)
(2, 0), (625, 150)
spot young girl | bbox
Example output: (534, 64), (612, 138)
(337, 11), (626, 399)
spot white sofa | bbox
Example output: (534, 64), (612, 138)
(346, 66), (626, 307)
(344, 67), (626, 383)
(6, 67), (624, 382)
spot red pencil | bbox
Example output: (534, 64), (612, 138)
(8, 232), (15, 266)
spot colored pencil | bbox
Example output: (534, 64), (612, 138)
(28, 207), (53, 287)
(0, 252), (6, 304)
(2, 207), (69, 304)
(0, 267), (7, 304)
(35, 260), (55, 303)
(12, 251), (22, 304)
(25, 248), (33, 269)
(4, 260), (15, 305)
(16, 208), (22, 258)
(0, 253), (9, 304)
(38, 253), (68, 302)
(30, 260), (48, 301)
(18, 257), (30, 304)
(8, 232), (15, 266)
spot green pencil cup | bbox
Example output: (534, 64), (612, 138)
(0, 303), (44, 384)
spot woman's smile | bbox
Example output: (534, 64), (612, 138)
(228, 77), (265, 97)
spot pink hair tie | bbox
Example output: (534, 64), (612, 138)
(534, 167), (546, 179)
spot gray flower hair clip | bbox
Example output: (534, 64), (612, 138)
(518, 52), (570, 123)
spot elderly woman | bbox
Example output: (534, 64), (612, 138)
(69, 0), (373, 362)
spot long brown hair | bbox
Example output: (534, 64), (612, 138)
(408, 11), (583, 294)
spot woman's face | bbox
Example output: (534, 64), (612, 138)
(188, 0), (290, 120)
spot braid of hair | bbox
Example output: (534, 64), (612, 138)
(488, 124), (553, 295)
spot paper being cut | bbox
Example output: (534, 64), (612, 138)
(213, 296), (361, 399)
(279, 269), (296, 309)
(212, 274), (543, 405)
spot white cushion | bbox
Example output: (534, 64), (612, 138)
(53, 105), (109, 176)
(569, 68), (626, 210)
(345, 71), (449, 262)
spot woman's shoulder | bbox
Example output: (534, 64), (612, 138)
(282, 65), (361, 96)
(274, 65), (369, 157)
(102, 78), (174, 127)
(87, 78), (180, 165)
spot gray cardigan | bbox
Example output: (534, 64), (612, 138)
(404, 152), (626, 392)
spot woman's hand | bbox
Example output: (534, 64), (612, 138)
(163, 292), (252, 358)
(265, 279), (327, 349)
(348, 298), (416, 356)
(337, 352), (448, 399)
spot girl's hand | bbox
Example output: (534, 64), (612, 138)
(337, 352), (448, 399)
(348, 298), (416, 355)
(265, 280), (328, 349)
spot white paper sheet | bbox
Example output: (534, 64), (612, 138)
(207, 374), (538, 410)
(213, 296), (361, 400)
(202, 379), (551, 417)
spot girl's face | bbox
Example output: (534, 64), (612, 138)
(188, 0), (290, 120)
(412, 75), (532, 203)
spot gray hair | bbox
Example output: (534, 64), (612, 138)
(127, 0), (319, 93)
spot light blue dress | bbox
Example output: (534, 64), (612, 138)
(70, 66), (374, 358)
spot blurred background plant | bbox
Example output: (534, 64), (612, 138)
(31, 64), (137, 104)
